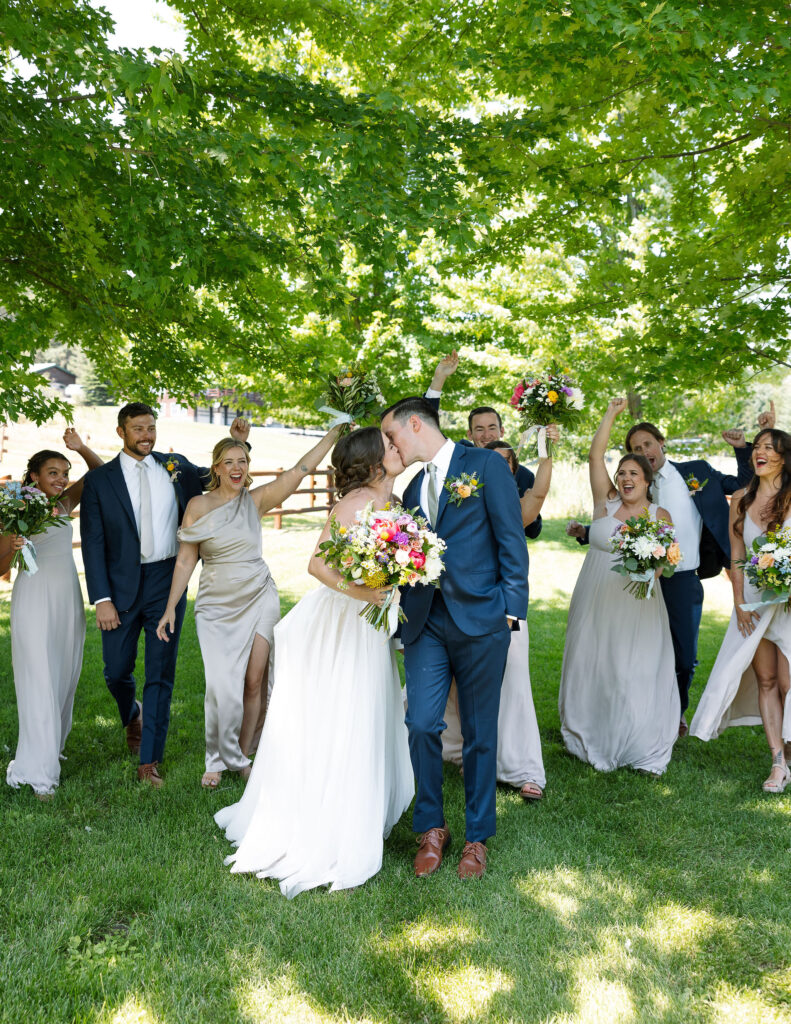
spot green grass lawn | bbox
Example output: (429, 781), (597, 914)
(1, 520), (789, 1024)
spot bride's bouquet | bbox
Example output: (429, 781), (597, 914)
(314, 363), (386, 433)
(509, 363), (584, 456)
(737, 524), (791, 612)
(0, 481), (71, 575)
(318, 502), (446, 632)
(609, 510), (682, 599)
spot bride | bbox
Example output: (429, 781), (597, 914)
(214, 427), (414, 897)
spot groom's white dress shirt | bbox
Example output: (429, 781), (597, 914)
(95, 453), (179, 605)
(652, 460), (702, 572)
(419, 438), (456, 524)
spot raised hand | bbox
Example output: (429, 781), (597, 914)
(545, 423), (561, 445)
(721, 429), (747, 449)
(607, 397), (629, 417)
(429, 351), (459, 391)
(63, 427), (84, 451)
(230, 417), (251, 444)
(758, 400), (776, 431)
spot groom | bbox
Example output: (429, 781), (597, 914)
(381, 397), (528, 879)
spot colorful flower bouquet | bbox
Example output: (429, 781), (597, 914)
(737, 524), (791, 611)
(0, 481), (71, 574)
(315, 363), (386, 432)
(509, 364), (584, 456)
(609, 510), (682, 599)
(318, 502), (446, 632)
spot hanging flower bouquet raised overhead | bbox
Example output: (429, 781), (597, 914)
(0, 482), (71, 575)
(314, 363), (386, 433)
(509, 363), (584, 456)
(609, 510), (682, 599)
(318, 502), (446, 632)
(737, 524), (791, 612)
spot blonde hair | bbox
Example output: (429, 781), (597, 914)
(207, 438), (252, 491)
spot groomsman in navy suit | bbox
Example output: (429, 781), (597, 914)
(424, 351), (543, 540)
(80, 403), (250, 786)
(381, 397), (528, 879)
(625, 422), (754, 733)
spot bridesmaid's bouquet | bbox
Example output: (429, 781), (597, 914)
(0, 481), (71, 575)
(315, 363), (386, 433)
(318, 502), (446, 632)
(509, 363), (584, 456)
(609, 510), (682, 599)
(737, 524), (791, 611)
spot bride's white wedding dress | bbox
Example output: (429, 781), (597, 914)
(215, 584), (414, 898)
(691, 513), (791, 743)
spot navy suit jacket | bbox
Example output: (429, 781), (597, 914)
(400, 443), (529, 644)
(80, 452), (209, 611)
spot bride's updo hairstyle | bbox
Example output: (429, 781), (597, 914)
(611, 454), (654, 502)
(23, 450), (71, 486)
(207, 437), (253, 491)
(332, 427), (385, 498)
(733, 428), (791, 537)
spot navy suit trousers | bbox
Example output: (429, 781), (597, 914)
(660, 569), (704, 716)
(404, 591), (510, 843)
(101, 558), (186, 764)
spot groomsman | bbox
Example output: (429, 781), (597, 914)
(80, 403), (250, 786)
(424, 352), (543, 540)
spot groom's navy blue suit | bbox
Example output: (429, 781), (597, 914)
(401, 443), (529, 843)
(81, 452), (209, 765)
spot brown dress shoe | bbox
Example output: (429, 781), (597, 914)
(678, 715), (689, 738)
(137, 763), (162, 788)
(414, 826), (451, 877)
(457, 841), (487, 879)
(126, 701), (142, 754)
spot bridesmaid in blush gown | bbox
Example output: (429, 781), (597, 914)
(559, 399), (680, 775)
(214, 427), (414, 898)
(2, 430), (103, 798)
(157, 426), (343, 787)
(691, 428), (791, 793)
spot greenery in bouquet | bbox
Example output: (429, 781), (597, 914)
(609, 509), (682, 599)
(509, 363), (584, 456)
(0, 482), (71, 573)
(318, 502), (446, 631)
(314, 364), (385, 432)
(737, 524), (791, 611)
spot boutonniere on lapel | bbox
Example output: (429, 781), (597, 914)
(165, 457), (181, 484)
(685, 472), (708, 495)
(444, 472), (483, 506)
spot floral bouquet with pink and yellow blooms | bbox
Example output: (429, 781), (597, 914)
(510, 363), (584, 456)
(0, 481), (71, 575)
(318, 502), (446, 632)
(314, 363), (385, 433)
(609, 509), (682, 599)
(737, 524), (791, 612)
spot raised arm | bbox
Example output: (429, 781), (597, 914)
(589, 398), (628, 507)
(250, 425), (344, 516)
(427, 351), (459, 394)
(718, 429), (755, 492)
(60, 428), (103, 513)
(520, 424), (558, 527)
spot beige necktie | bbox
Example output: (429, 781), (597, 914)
(427, 462), (439, 525)
(137, 461), (154, 560)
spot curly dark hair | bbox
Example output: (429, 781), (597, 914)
(612, 453), (654, 502)
(733, 429), (791, 537)
(23, 450), (71, 486)
(332, 427), (385, 498)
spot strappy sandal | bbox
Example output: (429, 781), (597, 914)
(201, 771), (223, 789)
(762, 752), (790, 794)
(519, 782), (544, 802)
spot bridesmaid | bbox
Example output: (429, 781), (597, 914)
(691, 428), (791, 793)
(559, 399), (680, 774)
(441, 428), (558, 801)
(1, 429), (103, 798)
(156, 426), (343, 787)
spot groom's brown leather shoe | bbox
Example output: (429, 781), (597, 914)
(457, 841), (487, 879)
(137, 763), (162, 789)
(126, 701), (142, 754)
(414, 826), (451, 877)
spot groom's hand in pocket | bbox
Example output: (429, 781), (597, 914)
(96, 601), (121, 630)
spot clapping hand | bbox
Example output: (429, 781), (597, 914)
(63, 427), (84, 451)
(721, 429), (746, 449)
(230, 417), (251, 444)
(758, 400), (776, 431)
